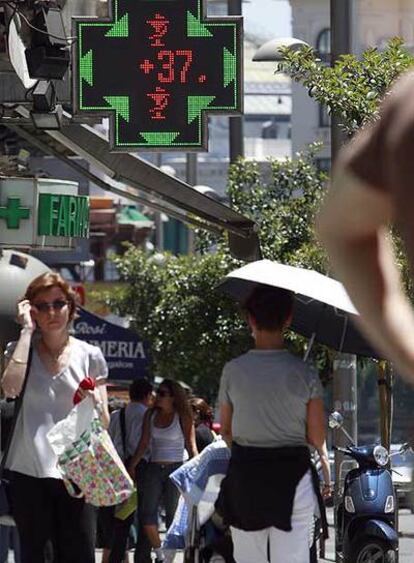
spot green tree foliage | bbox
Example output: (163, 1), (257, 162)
(105, 148), (326, 397)
(278, 38), (414, 135)
(106, 39), (413, 397)
(279, 39), (414, 298)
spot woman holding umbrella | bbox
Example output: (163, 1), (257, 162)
(216, 285), (326, 563)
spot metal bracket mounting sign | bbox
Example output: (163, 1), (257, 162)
(72, 0), (243, 152)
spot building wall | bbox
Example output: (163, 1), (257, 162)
(290, 0), (414, 163)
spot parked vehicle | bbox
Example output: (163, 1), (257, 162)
(390, 444), (414, 512)
(329, 411), (409, 563)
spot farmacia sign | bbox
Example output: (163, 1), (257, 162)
(0, 178), (90, 249)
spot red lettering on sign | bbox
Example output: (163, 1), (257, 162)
(147, 13), (169, 48)
(176, 50), (193, 83)
(139, 59), (155, 74)
(147, 86), (170, 119)
(157, 50), (174, 83)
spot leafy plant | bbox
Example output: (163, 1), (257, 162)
(105, 39), (413, 397)
(278, 38), (414, 135)
(104, 149), (327, 397)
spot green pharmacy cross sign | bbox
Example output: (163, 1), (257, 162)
(0, 198), (30, 229)
(73, 0), (243, 151)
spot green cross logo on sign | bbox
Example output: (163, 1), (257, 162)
(73, 0), (243, 151)
(0, 198), (30, 229)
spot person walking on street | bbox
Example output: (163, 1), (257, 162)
(317, 70), (414, 383)
(1, 272), (109, 563)
(189, 397), (215, 452)
(216, 286), (326, 563)
(101, 378), (154, 563)
(0, 398), (21, 563)
(128, 379), (198, 563)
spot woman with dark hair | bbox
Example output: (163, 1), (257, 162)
(1, 272), (109, 563)
(128, 379), (197, 563)
(217, 286), (326, 563)
(189, 397), (215, 452)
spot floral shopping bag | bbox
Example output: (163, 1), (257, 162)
(47, 398), (134, 506)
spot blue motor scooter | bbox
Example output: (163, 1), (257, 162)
(329, 411), (409, 563)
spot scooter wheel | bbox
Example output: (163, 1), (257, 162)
(349, 538), (396, 563)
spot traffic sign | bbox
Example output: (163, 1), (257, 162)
(73, 0), (243, 151)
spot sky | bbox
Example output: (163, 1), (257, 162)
(242, 0), (292, 41)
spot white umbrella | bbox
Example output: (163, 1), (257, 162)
(217, 259), (379, 358)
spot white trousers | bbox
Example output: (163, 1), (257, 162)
(231, 471), (315, 563)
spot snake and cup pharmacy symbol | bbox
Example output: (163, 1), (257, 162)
(73, 0), (243, 151)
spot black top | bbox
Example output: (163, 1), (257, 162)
(195, 423), (215, 453)
(216, 443), (323, 533)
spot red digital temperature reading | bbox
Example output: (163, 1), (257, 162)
(74, 0), (243, 151)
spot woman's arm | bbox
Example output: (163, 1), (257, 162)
(316, 172), (414, 383)
(306, 398), (326, 450)
(75, 379), (110, 428)
(94, 382), (110, 429)
(182, 413), (198, 458)
(220, 402), (233, 448)
(1, 300), (35, 398)
(317, 440), (332, 498)
(127, 409), (152, 477)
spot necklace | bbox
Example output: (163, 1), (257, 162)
(42, 336), (70, 362)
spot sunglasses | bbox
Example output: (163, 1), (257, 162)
(157, 389), (172, 398)
(33, 300), (68, 313)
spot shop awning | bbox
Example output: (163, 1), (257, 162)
(117, 206), (154, 229)
(10, 106), (261, 261)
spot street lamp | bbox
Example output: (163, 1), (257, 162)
(252, 37), (309, 62)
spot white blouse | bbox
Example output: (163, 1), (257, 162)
(5, 338), (107, 479)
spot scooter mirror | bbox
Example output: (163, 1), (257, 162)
(399, 442), (411, 454)
(329, 411), (344, 429)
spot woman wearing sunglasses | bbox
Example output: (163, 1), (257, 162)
(128, 379), (197, 563)
(1, 272), (109, 563)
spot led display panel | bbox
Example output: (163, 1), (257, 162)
(73, 0), (243, 151)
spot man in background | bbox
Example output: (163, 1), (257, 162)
(105, 378), (154, 563)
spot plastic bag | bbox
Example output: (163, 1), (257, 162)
(47, 398), (134, 507)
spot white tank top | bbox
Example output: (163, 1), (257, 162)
(150, 412), (187, 463)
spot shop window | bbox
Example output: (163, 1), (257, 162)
(319, 103), (331, 128)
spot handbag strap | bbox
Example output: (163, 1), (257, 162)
(0, 346), (33, 477)
(119, 406), (127, 460)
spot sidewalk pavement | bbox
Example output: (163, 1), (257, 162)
(7, 507), (414, 561)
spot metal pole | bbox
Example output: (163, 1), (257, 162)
(330, 4), (357, 561)
(155, 153), (164, 251)
(377, 361), (391, 450)
(377, 361), (394, 451)
(228, 0), (244, 163)
(330, 0), (353, 158)
(186, 153), (198, 253)
(333, 355), (358, 442)
(186, 153), (198, 186)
